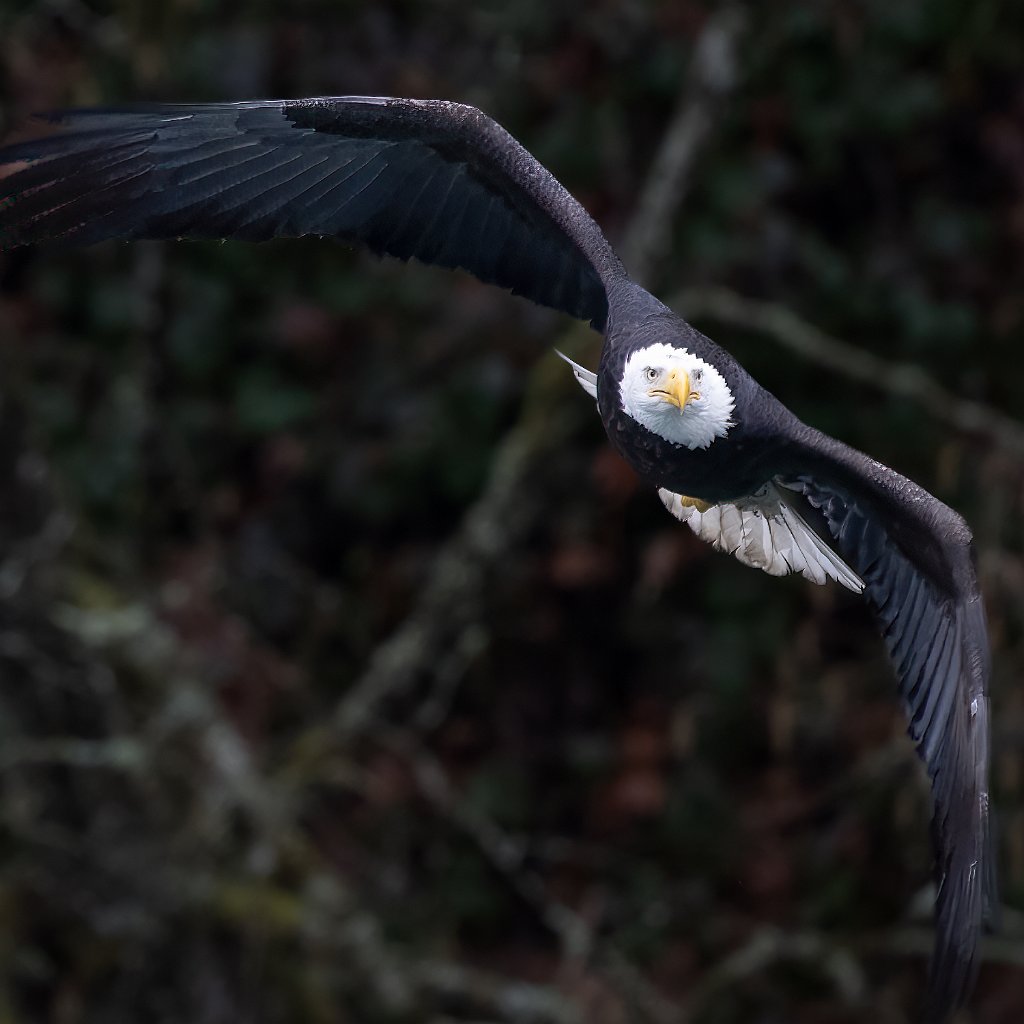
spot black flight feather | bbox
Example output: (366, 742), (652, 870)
(786, 430), (995, 1021)
(0, 97), (616, 328)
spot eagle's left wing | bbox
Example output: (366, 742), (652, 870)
(782, 427), (996, 1021)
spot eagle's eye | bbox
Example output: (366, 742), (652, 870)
(644, 367), (658, 382)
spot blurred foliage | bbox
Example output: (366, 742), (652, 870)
(2, 1), (1024, 1022)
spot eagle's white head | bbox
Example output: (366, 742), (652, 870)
(618, 342), (735, 450)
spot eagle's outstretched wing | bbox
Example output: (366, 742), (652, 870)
(0, 96), (621, 328)
(784, 429), (995, 1020)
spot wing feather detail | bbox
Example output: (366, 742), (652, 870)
(663, 424), (995, 1017)
(788, 457), (995, 1020)
(0, 97), (618, 328)
(658, 481), (864, 592)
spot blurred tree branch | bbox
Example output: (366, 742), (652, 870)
(324, 16), (751, 1011)
(335, 4), (747, 739)
(677, 285), (1024, 458)
(371, 724), (681, 1024)
(620, 7), (745, 286)
(684, 925), (872, 1019)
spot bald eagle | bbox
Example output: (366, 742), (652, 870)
(0, 95), (995, 1019)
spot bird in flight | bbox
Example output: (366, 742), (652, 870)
(0, 95), (996, 1019)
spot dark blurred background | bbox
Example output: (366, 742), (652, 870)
(2, 1), (1024, 1022)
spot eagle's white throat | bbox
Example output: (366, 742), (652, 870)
(619, 343), (735, 449)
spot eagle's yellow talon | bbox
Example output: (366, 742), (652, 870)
(678, 495), (712, 513)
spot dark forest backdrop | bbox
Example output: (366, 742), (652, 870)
(2, 1), (1024, 1022)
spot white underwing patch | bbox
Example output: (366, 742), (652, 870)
(659, 482), (864, 592)
(556, 350), (598, 402)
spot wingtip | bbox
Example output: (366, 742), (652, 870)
(923, 826), (989, 1022)
(924, 949), (980, 1024)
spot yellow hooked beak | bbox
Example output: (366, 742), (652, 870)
(649, 368), (700, 409)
